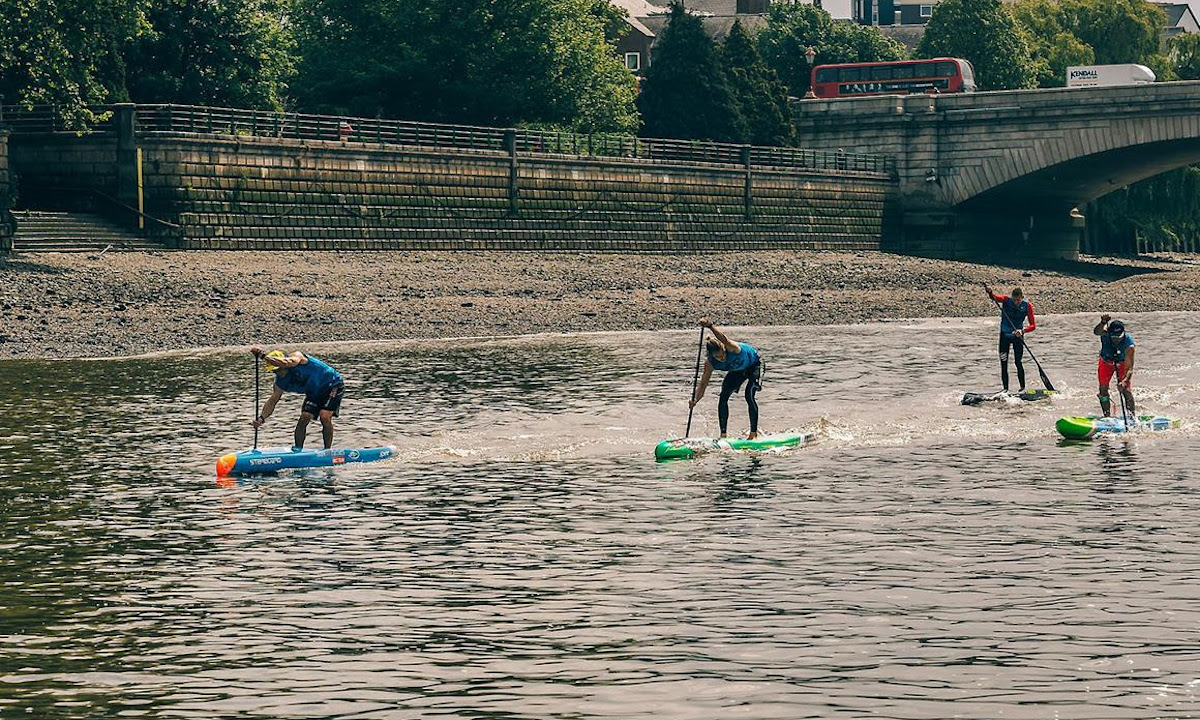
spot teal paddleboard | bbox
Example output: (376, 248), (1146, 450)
(654, 432), (813, 461)
(1056, 414), (1180, 440)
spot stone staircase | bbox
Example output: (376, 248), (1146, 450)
(11, 210), (166, 252)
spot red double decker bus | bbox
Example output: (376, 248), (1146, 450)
(809, 58), (976, 99)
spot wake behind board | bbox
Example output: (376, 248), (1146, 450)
(962, 389), (1057, 406)
(217, 445), (396, 476)
(1055, 414), (1180, 440)
(655, 431), (812, 461)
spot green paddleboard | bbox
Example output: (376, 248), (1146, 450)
(654, 432), (813, 461)
(1056, 414), (1180, 440)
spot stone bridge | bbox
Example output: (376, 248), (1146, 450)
(794, 80), (1200, 259)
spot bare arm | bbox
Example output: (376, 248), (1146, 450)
(701, 320), (740, 354)
(250, 347), (308, 369)
(690, 362), (713, 407)
(1120, 346), (1136, 386)
(253, 387), (285, 427)
(1093, 314), (1111, 336)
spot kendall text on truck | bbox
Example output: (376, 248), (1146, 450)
(1066, 64), (1156, 88)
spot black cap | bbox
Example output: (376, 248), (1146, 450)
(1108, 320), (1125, 335)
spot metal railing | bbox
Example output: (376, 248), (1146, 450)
(1, 103), (895, 174)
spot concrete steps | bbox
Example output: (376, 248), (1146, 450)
(12, 210), (165, 252)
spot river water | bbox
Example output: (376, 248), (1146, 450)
(2, 311), (1199, 719)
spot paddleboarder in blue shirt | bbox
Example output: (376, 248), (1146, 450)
(1093, 316), (1136, 418)
(250, 347), (345, 450)
(984, 285), (1037, 392)
(689, 319), (762, 439)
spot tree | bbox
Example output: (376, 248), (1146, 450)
(292, 0), (638, 133)
(1064, 0), (1164, 65)
(637, 2), (742, 141)
(721, 20), (793, 146)
(1011, 0), (1093, 87)
(757, 3), (906, 98)
(0, 0), (146, 127)
(916, 0), (1036, 90)
(1169, 32), (1200, 80)
(124, 0), (295, 109)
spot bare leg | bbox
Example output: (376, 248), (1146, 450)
(294, 412), (314, 450)
(1121, 385), (1136, 416)
(319, 410), (335, 449)
(1097, 383), (1111, 417)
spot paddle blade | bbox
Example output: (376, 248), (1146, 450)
(1038, 367), (1056, 392)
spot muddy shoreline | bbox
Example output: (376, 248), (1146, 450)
(2, 250), (1198, 360)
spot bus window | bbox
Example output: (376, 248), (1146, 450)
(841, 67), (863, 81)
(816, 68), (838, 83)
(893, 65), (915, 79)
(871, 66), (893, 80)
(936, 61), (957, 77)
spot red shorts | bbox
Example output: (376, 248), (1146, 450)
(1098, 358), (1131, 387)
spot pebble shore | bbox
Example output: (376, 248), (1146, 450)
(2, 250), (1198, 359)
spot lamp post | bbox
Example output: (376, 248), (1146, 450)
(803, 47), (818, 99)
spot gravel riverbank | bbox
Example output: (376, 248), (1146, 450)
(2, 250), (1198, 359)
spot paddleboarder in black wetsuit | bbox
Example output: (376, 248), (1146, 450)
(689, 319), (763, 439)
(985, 286), (1037, 393)
(250, 347), (345, 450)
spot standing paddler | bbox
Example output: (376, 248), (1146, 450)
(984, 285), (1037, 393)
(689, 319), (763, 439)
(1093, 316), (1136, 419)
(250, 347), (345, 451)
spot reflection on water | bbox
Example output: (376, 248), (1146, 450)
(2, 312), (1200, 719)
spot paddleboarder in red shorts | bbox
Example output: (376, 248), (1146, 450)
(1093, 316), (1136, 418)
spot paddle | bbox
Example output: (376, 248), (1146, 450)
(983, 284), (1056, 392)
(253, 354), (261, 450)
(685, 326), (705, 438)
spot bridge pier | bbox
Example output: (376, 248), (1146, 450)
(887, 207), (1082, 261)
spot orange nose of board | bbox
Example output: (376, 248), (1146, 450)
(216, 453), (238, 477)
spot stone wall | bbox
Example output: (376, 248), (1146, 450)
(9, 130), (894, 252)
(0, 131), (11, 252)
(8, 134), (119, 213)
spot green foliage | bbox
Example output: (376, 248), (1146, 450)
(1011, 0), (1092, 86)
(125, 0), (295, 109)
(0, 0), (147, 127)
(1014, 0), (1169, 87)
(637, 3), (742, 141)
(1065, 0), (1164, 65)
(292, 0), (638, 133)
(757, 3), (906, 97)
(916, 0), (1037, 90)
(1087, 167), (1200, 253)
(721, 21), (794, 146)
(1169, 32), (1200, 80)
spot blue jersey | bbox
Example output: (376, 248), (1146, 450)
(276, 355), (343, 396)
(1099, 332), (1135, 362)
(710, 342), (759, 372)
(999, 297), (1031, 335)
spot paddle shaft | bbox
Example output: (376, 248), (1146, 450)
(984, 286), (1055, 391)
(253, 355), (260, 449)
(685, 327), (705, 437)
(1113, 357), (1130, 420)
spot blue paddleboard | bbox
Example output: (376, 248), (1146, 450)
(217, 445), (395, 476)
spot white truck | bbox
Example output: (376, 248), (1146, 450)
(1066, 64), (1156, 88)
